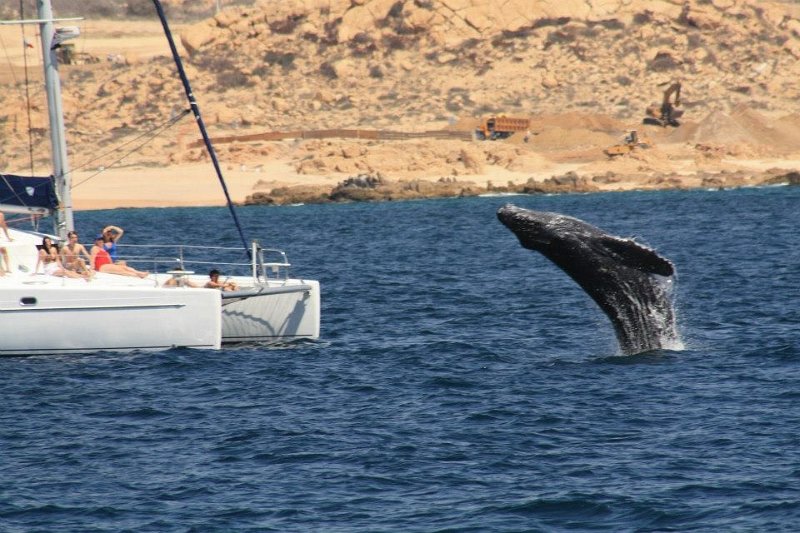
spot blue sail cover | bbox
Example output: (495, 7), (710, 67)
(0, 174), (58, 214)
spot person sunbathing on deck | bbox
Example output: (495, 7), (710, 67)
(101, 225), (127, 265)
(61, 231), (94, 278)
(90, 235), (149, 278)
(162, 268), (203, 288)
(35, 237), (88, 280)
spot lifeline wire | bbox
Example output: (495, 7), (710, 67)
(19, 0), (35, 176)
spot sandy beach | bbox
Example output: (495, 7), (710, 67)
(67, 140), (800, 210)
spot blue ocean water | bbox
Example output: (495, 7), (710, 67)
(1, 186), (799, 531)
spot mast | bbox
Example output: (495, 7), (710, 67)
(37, 0), (74, 238)
(151, 0), (250, 256)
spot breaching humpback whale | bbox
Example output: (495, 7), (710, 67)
(497, 204), (678, 355)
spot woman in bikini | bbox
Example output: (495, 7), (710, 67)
(35, 237), (87, 280)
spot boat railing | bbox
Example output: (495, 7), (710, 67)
(115, 243), (292, 283)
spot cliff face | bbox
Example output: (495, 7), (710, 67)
(3, 0), (800, 173)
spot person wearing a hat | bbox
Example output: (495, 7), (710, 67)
(90, 235), (148, 278)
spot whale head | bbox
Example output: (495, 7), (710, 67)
(497, 204), (674, 277)
(497, 204), (595, 251)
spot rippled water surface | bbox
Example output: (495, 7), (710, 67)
(2, 187), (799, 531)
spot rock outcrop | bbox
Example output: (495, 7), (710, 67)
(245, 173), (481, 205)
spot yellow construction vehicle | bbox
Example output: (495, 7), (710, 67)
(475, 116), (530, 140)
(643, 81), (683, 127)
(604, 130), (652, 157)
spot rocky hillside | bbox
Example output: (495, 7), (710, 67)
(0, 1), (254, 21)
(3, 0), (800, 172)
(180, 0), (800, 126)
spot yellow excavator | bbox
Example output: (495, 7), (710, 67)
(604, 130), (652, 157)
(643, 81), (683, 127)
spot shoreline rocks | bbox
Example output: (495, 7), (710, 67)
(242, 169), (800, 206)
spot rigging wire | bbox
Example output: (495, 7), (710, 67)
(0, 3), (39, 220)
(19, 0), (35, 177)
(0, 172), (34, 207)
(152, 0), (251, 257)
(3, 108), (190, 207)
(0, 170), (47, 231)
(70, 108), (191, 190)
(0, 25), (20, 87)
(0, 19), (45, 143)
(8, 105), (188, 232)
(3, 213), (39, 226)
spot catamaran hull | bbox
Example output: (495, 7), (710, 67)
(221, 280), (320, 344)
(0, 285), (222, 356)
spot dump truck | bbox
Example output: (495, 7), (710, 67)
(475, 116), (531, 140)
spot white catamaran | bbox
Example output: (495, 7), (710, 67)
(0, 1), (320, 355)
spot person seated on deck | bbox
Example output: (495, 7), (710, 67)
(205, 269), (238, 291)
(61, 231), (94, 278)
(162, 268), (203, 288)
(0, 212), (13, 242)
(35, 237), (88, 280)
(91, 235), (149, 278)
(101, 225), (127, 265)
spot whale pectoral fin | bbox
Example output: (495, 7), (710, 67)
(598, 237), (675, 276)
